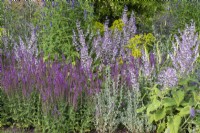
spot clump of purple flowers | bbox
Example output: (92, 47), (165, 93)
(157, 67), (178, 89)
(1, 51), (101, 108)
(73, 7), (137, 70)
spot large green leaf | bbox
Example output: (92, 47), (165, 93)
(162, 97), (176, 107)
(147, 99), (161, 114)
(166, 115), (181, 133)
(154, 107), (166, 122)
(172, 90), (185, 107)
(178, 106), (190, 117)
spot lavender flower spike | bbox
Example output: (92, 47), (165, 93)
(170, 22), (200, 76)
(76, 21), (92, 71)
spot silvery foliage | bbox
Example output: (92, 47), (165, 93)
(170, 22), (200, 76)
(157, 67), (178, 89)
(121, 89), (153, 133)
(73, 6), (137, 70)
(94, 67), (123, 133)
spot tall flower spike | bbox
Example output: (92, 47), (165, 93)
(170, 22), (200, 76)
(122, 5), (128, 25)
(141, 50), (154, 78)
(76, 21), (92, 71)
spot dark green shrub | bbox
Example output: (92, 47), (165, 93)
(90, 0), (166, 33)
(153, 1), (200, 36)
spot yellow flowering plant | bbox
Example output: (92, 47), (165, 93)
(110, 19), (125, 31)
(125, 33), (156, 58)
(93, 21), (105, 34)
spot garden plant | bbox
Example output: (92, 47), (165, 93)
(1, 0), (200, 133)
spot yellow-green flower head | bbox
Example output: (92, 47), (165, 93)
(111, 19), (125, 31)
(125, 33), (156, 58)
(93, 21), (105, 34)
(143, 33), (156, 47)
(131, 48), (142, 58)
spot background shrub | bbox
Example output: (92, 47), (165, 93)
(153, 1), (200, 36)
(90, 0), (166, 33)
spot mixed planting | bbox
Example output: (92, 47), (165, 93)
(1, 0), (200, 133)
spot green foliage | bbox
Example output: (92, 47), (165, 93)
(33, 0), (94, 62)
(0, 88), (10, 128)
(39, 97), (94, 133)
(1, 90), (42, 131)
(154, 1), (200, 36)
(126, 33), (156, 58)
(141, 77), (200, 133)
(90, 0), (166, 33)
(2, 1), (38, 43)
(0, 1), (3, 27)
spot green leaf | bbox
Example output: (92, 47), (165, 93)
(137, 106), (146, 113)
(167, 115), (181, 133)
(154, 107), (166, 121)
(147, 99), (161, 114)
(157, 122), (166, 133)
(178, 106), (190, 117)
(148, 113), (155, 124)
(172, 90), (185, 107)
(193, 91), (200, 103)
(162, 97), (176, 107)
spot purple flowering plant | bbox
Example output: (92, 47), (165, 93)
(1, 1), (200, 132)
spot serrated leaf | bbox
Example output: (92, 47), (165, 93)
(154, 107), (166, 121)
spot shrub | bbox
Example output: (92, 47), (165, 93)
(153, 1), (200, 36)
